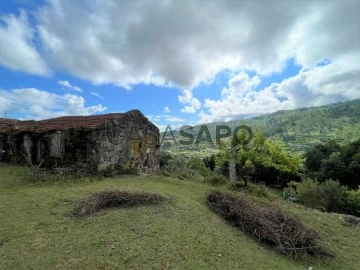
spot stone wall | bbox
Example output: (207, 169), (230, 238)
(92, 110), (159, 173)
(0, 110), (160, 174)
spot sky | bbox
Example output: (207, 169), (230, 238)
(0, 0), (359, 131)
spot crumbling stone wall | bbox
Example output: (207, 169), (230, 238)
(50, 131), (63, 158)
(0, 110), (160, 174)
(93, 110), (159, 173)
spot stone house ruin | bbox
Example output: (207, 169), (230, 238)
(0, 110), (160, 174)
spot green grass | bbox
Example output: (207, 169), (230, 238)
(1, 165), (360, 269)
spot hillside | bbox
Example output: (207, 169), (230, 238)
(1, 165), (360, 269)
(162, 99), (360, 156)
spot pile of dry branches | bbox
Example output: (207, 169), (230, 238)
(73, 190), (166, 217)
(207, 191), (320, 256)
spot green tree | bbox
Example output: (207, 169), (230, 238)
(187, 157), (211, 177)
(304, 140), (340, 172)
(304, 138), (360, 187)
(217, 130), (302, 187)
(319, 152), (346, 181)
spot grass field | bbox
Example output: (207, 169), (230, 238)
(1, 165), (359, 269)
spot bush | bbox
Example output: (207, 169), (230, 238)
(161, 155), (211, 182)
(246, 184), (275, 199)
(286, 179), (360, 217)
(73, 190), (166, 217)
(159, 151), (173, 168)
(204, 174), (228, 185)
(187, 157), (211, 177)
(294, 179), (324, 210)
(203, 154), (217, 171)
(207, 191), (320, 257)
(160, 169), (171, 177)
(177, 168), (204, 182)
(166, 156), (187, 173)
(231, 182), (276, 200)
(320, 180), (347, 213)
(343, 188), (360, 217)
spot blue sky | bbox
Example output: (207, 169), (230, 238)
(0, 0), (359, 130)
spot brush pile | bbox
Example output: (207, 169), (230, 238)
(73, 190), (166, 217)
(207, 191), (320, 256)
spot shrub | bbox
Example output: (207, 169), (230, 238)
(283, 181), (298, 200)
(166, 156), (187, 173)
(187, 157), (211, 177)
(161, 155), (210, 182)
(159, 151), (173, 168)
(246, 184), (274, 199)
(343, 188), (360, 217)
(295, 179), (324, 210)
(286, 179), (360, 217)
(203, 154), (217, 171)
(160, 169), (171, 177)
(204, 174), (228, 185)
(231, 182), (276, 200)
(73, 190), (166, 217)
(320, 180), (347, 213)
(177, 168), (204, 182)
(207, 191), (319, 257)
(296, 179), (347, 213)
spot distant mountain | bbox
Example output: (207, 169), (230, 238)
(161, 99), (360, 156)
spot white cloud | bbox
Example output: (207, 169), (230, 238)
(178, 90), (201, 113)
(58, 80), (82, 92)
(0, 0), (359, 118)
(165, 116), (185, 123)
(32, 0), (358, 91)
(200, 56), (360, 122)
(90, 91), (104, 99)
(146, 114), (185, 132)
(163, 106), (171, 113)
(0, 88), (107, 119)
(147, 114), (185, 123)
(0, 10), (49, 75)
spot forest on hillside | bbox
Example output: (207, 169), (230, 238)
(160, 99), (360, 156)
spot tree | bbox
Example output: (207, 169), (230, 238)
(304, 140), (340, 172)
(216, 127), (251, 186)
(229, 141), (237, 185)
(319, 152), (346, 182)
(217, 130), (302, 187)
(304, 139), (360, 187)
